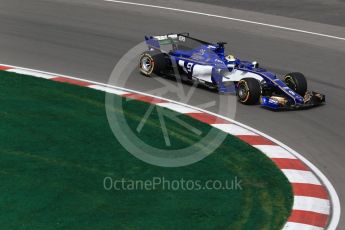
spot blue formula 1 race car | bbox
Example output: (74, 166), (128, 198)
(139, 33), (325, 110)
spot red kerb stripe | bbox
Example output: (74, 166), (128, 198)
(271, 158), (309, 170)
(292, 183), (329, 199)
(186, 112), (231, 124)
(288, 210), (328, 227)
(0, 65), (12, 71)
(124, 93), (168, 104)
(236, 135), (275, 145)
(51, 77), (92, 87)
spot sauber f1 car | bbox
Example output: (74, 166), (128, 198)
(139, 33), (325, 110)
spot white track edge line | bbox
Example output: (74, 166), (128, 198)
(104, 0), (345, 41)
(0, 63), (340, 229)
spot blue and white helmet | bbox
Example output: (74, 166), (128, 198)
(225, 54), (237, 70)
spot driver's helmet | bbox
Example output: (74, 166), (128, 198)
(225, 54), (236, 62)
(225, 55), (236, 71)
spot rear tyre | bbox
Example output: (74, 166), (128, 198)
(237, 78), (261, 105)
(139, 50), (169, 77)
(284, 72), (307, 96)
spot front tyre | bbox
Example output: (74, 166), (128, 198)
(237, 78), (261, 105)
(139, 50), (168, 77)
(284, 72), (307, 96)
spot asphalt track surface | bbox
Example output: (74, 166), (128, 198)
(189, 0), (345, 27)
(0, 0), (344, 228)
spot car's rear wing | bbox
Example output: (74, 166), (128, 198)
(144, 33), (190, 49)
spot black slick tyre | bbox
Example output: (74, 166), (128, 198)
(237, 78), (261, 105)
(139, 50), (168, 77)
(284, 72), (307, 96)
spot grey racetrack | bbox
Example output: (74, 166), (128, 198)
(0, 0), (344, 228)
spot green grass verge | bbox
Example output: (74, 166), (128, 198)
(0, 70), (292, 229)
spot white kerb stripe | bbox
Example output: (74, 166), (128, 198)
(212, 124), (258, 135)
(282, 222), (324, 230)
(156, 102), (202, 114)
(253, 145), (297, 159)
(282, 169), (321, 185)
(7, 69), (56, 79)
(293, 196), (330, 215)
(88, 85), (130, 95)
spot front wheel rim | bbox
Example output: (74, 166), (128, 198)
(140, 56), (153, 72)
(285, 76), (296, 91)
(238, 82), (249, 101)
